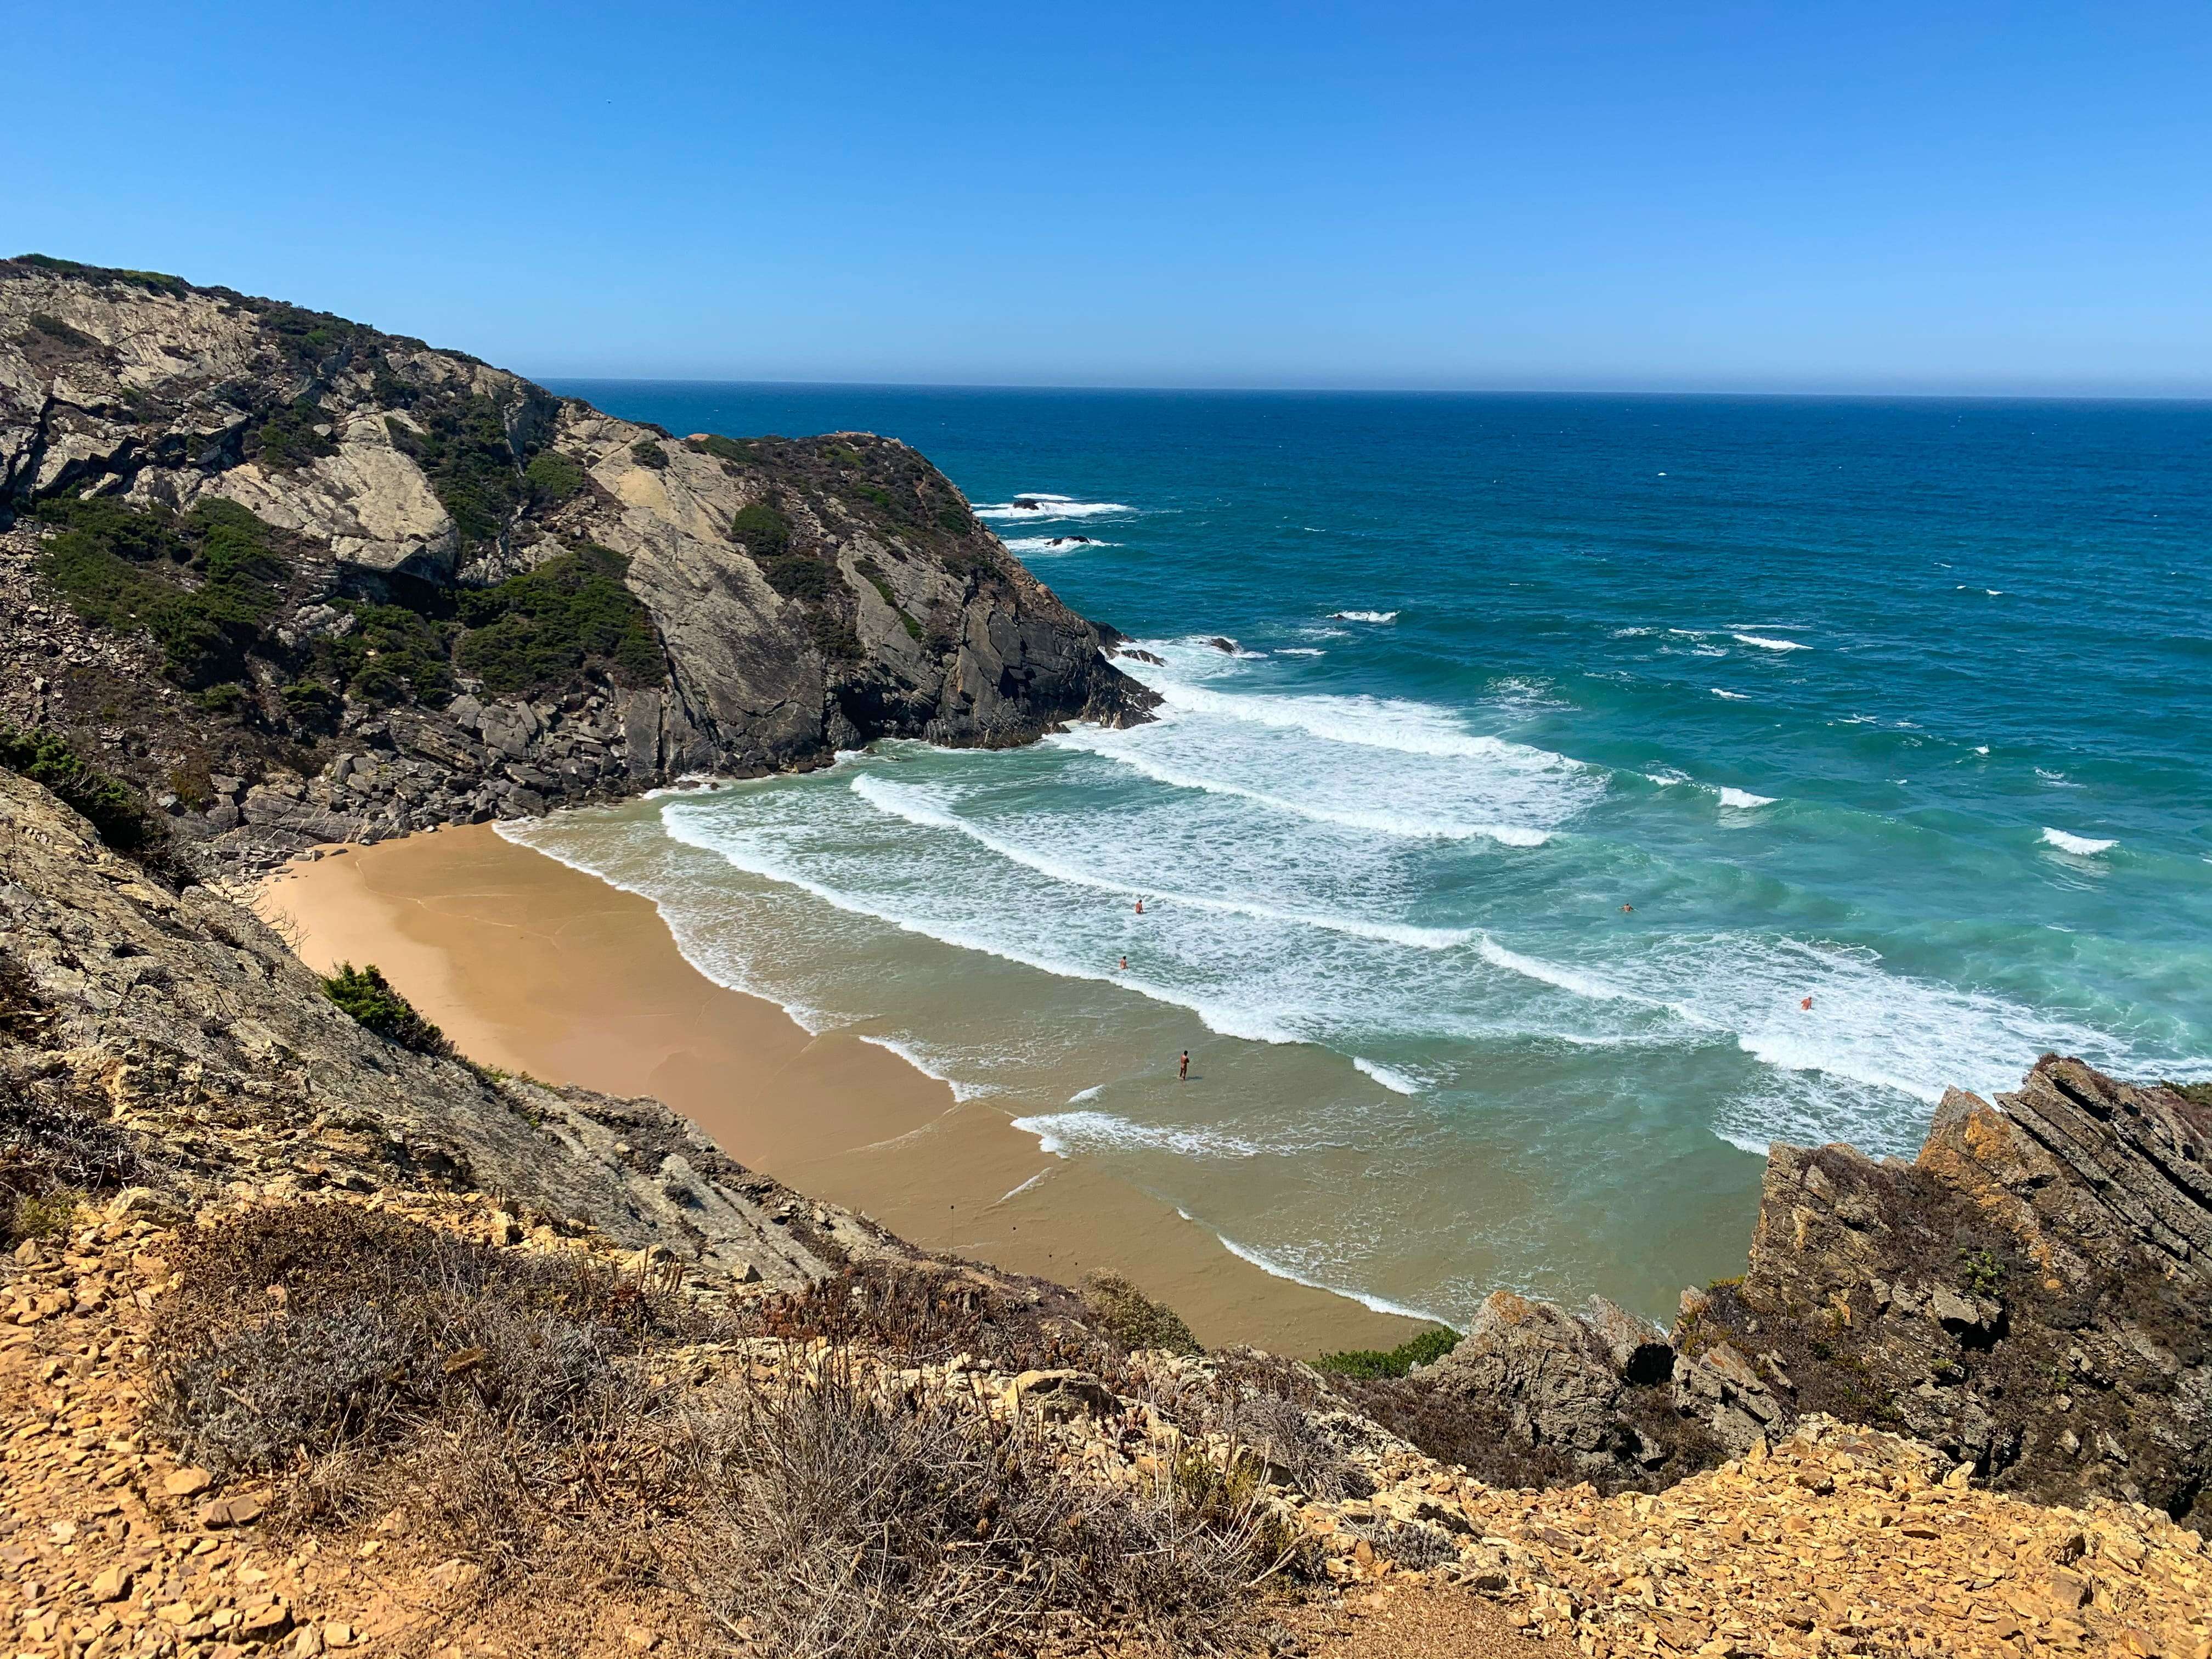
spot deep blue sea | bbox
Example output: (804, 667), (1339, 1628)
(528, 384), (2212, 1323)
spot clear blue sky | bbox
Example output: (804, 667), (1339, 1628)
(9, 1), (2210, 393)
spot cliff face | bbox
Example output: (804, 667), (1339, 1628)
(0, 764), (904, 1290)
(0, 255), (1148, 872)
(1375, 1057), (2211, 1531)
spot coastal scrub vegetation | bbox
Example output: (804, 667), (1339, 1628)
(454, 541), (661, 696)
(524, 448), (588, 506)
(0, 953), (146, 1245)
(35, 496), (292, 688)
(140, 1213), (1286, 1655)
(1313, 1324), (1460, 1380)
(385, 393), (533, 549)
(12, 252), (189, 296)
(0, 724), (155, 850)
(320, 963), (453, 1057)
(1082, 1269), (1201, 1354)
(728, 498), (792, 557)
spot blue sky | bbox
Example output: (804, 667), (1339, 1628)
(8, 1), (2210, 392)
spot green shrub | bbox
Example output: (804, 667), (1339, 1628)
(0, 725), (154, 850)
(525, 449), (588, 506)
(630, 438), (669, 470)
(1082, 1272), (1200, 1355)
(1312, 1325), (1460, 1381)
(729, 500), (792, 557)
(196, 682), (248, 715)
(763, 552), (833, 603)
(318, 603), (455, 705)
(936, 504), (972, 534)
(14, 253), (188, 296)
(253, 302), (366, 372)
(387, 394), (527, 549)
(687, 433), (756, 464)
(321, 962), (452, 1057)
(26, 312), (97, 349)
(249, 398), (338, 470)
(455, 543), (660, 696)
(34, 496), (291, 687)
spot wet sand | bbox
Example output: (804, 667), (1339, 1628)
(253, 822), (1424, 1355)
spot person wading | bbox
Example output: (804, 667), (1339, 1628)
(1178, 1049), (1190, 1082)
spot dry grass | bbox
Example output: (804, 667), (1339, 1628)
(141, 1211), (1282, 1654)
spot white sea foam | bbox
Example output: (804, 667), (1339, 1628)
(856, 1034), (995, 1101)
(2036, 768), (2080, 787)
(2040, 827), (2117, 856)
(973, 493), (1135, 521)
(850, 774), (1477, 946)
(1353, 1057), (1422, 1095)
(1329, 609), (1399, 623)
(1717, 787), (1778, 809)
(1000, 535), (1118, 556)
(1712, 688), (1750, 700)
(1733, 633), (1809, 651)
(1013, 1111), (1269, 1160)
(1187, 1214), (1449, 1322)
(1053, 732), (1553, 845)
(1277, 646), (1326, 656)
(1068, 1085), (1103, 1104)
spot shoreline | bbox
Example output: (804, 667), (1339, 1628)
(252, 820), (1426, 1355)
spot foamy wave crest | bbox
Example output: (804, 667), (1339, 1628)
(1733, 633), (1809, 651)
(850, 775), (1476, 946)
(856, 1034), (995, 1101)
(2041, 827), (2117, 856)
(1189, 1215), (1449, 1322)
(1013, 1111), (1268, 1160)
(1051, 732), (1552, 846)
(973, 493), (1135, 521)
(1120, 673), (1583, 769)
(1329, 609), (1398, 623)
(658, 803), (1306, 1045)
(1353, 1057), (1422, 1095)
(1717, 787), (1778, 809)
(1712, 688), (1750, 700)
(1000, 535), (1118, 556)
(1278, 646), (1326, 656)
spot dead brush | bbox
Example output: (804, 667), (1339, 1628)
(143, 1205), (693, 1542)
(662, 1344), (1277, 1658)
(1138, 1347), (1358, 1503)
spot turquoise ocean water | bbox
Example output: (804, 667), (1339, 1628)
(517, 386), (2212, 1324)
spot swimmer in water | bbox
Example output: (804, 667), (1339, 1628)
(1801, 996), (1814, 1011)
(1135, 899), (1144, 915)
(1621, 904), (1634, 913)
(1178, 1049), (1189, 1082)
(1119, 956), (1128, 972)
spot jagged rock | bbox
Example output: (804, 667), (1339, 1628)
(0, 255), (1154, 877)
(0, 765), (909, 1290)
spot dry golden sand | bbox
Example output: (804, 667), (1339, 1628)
(251, 822), (1420, 1357)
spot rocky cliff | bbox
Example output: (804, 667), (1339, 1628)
(0, 255), (1148, 874)
(1357, 1059), (2211, 1533)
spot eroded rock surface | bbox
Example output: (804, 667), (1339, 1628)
(0, 765), (900, 1288)
(1, 256), (1149, 877)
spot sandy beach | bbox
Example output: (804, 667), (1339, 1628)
(253, 821), (1424, 1355)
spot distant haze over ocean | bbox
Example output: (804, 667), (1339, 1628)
(525, 385), (2212, 1323)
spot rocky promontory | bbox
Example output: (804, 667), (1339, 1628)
(1, 255), (1148, 876)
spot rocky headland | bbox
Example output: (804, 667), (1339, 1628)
(3, 257), (2210, 1657)
(1, 255), (1147, 878)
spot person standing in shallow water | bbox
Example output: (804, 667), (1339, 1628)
(1178, 1049), (1189, 1082)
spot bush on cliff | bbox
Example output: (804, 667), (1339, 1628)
(320, 963), (452, 1057)
(386, 392), (529, 549)
(33, 496), (290, 687)
(1313, 1324), (1459, 1380)
(525, 448), (588, 506)
(454, 542), (661, 696)
(0, 725), (154, 850)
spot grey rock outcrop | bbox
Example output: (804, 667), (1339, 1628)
(1373, 1056), (2210, 1528)
(0, 764), (904, 1289)
(0, 255), (1151, 875)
